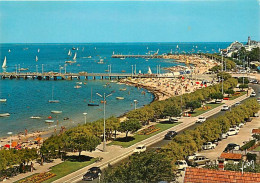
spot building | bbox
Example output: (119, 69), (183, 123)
(244, 36), (260, 51)
(184, 167), (260, 183)
(219, 152), (242, 165)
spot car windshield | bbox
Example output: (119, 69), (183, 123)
(137, 146), (143, 149)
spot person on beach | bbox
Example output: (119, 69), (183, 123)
(25, 129), (28, 136)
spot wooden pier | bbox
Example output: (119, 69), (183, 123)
(0, 72), (177, 81)
(111, 54), (164, 59)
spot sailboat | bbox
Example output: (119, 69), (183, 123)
(49, 87), (60, 103)
(73, 52), (77, 60)
(68, 49), (71, 56)
(35, 56), (38, 62)
(38, 49), (40, 53)
(148, 67), (152, 74)
(88, 88), (99, 106)
(8, 49), (11, 53)
(2, 56), (7, 68)
(176, 45), (179, 49)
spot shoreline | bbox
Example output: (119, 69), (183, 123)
(0, 54), (217, 148)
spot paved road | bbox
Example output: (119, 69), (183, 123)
(53, 88), (252, 183)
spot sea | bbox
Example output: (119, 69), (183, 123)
(0, 42), (231, 137)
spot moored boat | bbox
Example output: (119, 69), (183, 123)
(0, 113), (10, 117)
(116, 97), (124, 100)
(74, 85), (82, 89)
(51, 110), (62, 114)
(119, 88), (127, 91)
(0, 99), (7, 102)
(45, 120), (54, 123)
(30, 116), (41, 119)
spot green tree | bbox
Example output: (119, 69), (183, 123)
(209, 92), (223, 102)
(119, 119), (142, 139)
(186, 101), (201, 113)
(225, 89), (235, 97)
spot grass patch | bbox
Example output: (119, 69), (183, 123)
(191, 103), (223, 117)
(109, 122), (180, 148)
(228, 92), (247, 100)
(42, 156), (96, 183)
(253, 146), (260, 151)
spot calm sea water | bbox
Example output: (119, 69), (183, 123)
(0, 43), (230, 137)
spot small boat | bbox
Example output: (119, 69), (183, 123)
(98, 59), (104, 64)
(49, 87), (60, 103)
(30, 116), (41, 119)
(68, 49), (71, 56)
(45, 120), (54, 123)
(121, 70), (126, 73)
(88, 88), (99, 106)
(72, 47), (76, 50)
(73, 52), (77, 61)
(147, 66), (152, 74)
(51, 110), (62, 114)
(116, 97), (124, 100)
(65, 60), (76, 63)
(38, 49), (40, 53)
(74, 85), (82, 89)
(76, 82), (82, 85)
(119, 88), (127, 91)
(0, 113), (10, 117)
(35, 56), (38, 62)
(8, 49), (11, 53)
(120, 58), (125, 60)
(87, 56), (92, 58)
(64, 117), (69, 120)
(84, 82), (87, 85)
(0, 99), (7, 102)
(2, 56), (7, 68)
(19, 68), (29, 71)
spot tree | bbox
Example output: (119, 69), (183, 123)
(225, 89), (235, 97)
(209, 92), (223, 102)
(217, 72), (232, 81)
(65, 126), (101, 157)
(163, 105), (181, 117)
(186, 101), (201, 113)
(209, 65), (222, 73)
(119, 119), (141, 139)
(239, 84), (248, 91)
(103, 152), (175, 183)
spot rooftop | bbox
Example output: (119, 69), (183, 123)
(252, 129), (260, 134)
(184, 167), (260, 183)
(220, 152), (242, 160)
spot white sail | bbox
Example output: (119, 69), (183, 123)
(148, 66), (152, 74)
(35, 56), (38, 62)
(139, 70), (142, 74)
(8, 49), (11, 53)
(68, 49), (71, 56)
(73, 52), (77, 60)
(176, 45), (179, 49)
(38, 49), (40, 53)
(2, 56), (7, 68)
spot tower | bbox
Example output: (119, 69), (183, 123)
(248, 36), (251, 46)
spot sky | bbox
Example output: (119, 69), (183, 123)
(0, 0), (259, 43)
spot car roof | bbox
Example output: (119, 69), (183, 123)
(89, 167), (100, 171)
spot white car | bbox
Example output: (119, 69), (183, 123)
(221, 133), (228, 139)
(234, 102), (241, 106)
(257, 98), (260, 103)
(231, 126), (240, 131)
(202, 142), (216, 150)
(175, 160), (188, 170)
(196, 116), (206, 123)
(221, 105), (229, 111)
(253, 113), (259, 117)
(227, 128), (239, 136)
(133, 145), (146, 153)
(238, 123), (244, 128)
(250, 92), (256, 97)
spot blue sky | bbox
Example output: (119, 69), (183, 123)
(0, 0), (259, 43)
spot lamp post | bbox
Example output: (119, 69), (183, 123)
(96, 92), (112, 152)
(7, 132), (12, 148)
(134, 100), (137, 110)
(131, 65), (133, 77)
(83, 112), (87, 124)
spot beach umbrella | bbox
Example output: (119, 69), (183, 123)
(48, 116), (52, 119)
(4, 144), (10, 148)
(196, 82), (200, 84)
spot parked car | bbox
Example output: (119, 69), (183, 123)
(186, 153), (197, 164)
(212, 139), (219, 146)
(224, 143), (240, 152)
(250, 92), (256, 97)
(221, 105), (229, 111)
(83, 167), (102, 181)
(164, 131), (178, 140)
(175, 160), (188, 170)
(169, 117), (179, 123)
(220, 133), (228, 140)
(215, 99), (223, 104)
(257, 97), (260, 103)
(202, 142), (216, 150)
(134, 145), (146, 153)
(253, 113), (259, 117)
(190, 156), (210, 167)
(238, 123), (244, 128)
(230, 125), (240, 131)
(196, 116), (206, 123)
(234, 102), (241, 106)
(245, 118), (253, 122)
(227, 128), (239, 136)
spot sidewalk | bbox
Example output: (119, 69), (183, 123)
(53, 93), (250, 183)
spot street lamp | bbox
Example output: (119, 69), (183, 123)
(96, 92), (112, 152)
(7, 132), (12, 148)
(133, 100), (138, 110)
(83, 112), (87, 124)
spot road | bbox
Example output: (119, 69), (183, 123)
(53, 87), (253, 183)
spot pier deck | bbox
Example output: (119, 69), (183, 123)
(0, 72), (177, 80)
